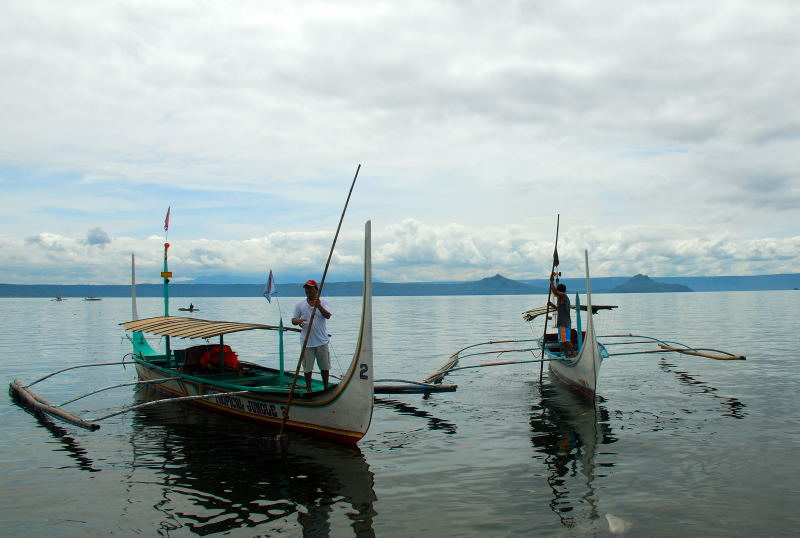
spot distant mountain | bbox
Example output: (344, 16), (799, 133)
(520, 273), (800, 293)
(611, 274), (692, 293)
(188, 271), (364, 285)
(0, 274), (544, 298)
(2, 272), (798, 298)
(456, 274), (546, 295)
(325, 274), (545, 296)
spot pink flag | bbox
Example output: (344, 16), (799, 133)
(263, 269), (275, 303)
(164, 206), (171, 232)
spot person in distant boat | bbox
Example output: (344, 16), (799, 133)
(291, 279), (332, 392)
(549, 273), (575, 357)
(189, 303), (194, 310)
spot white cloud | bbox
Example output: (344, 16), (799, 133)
(1, 219), (798, 284)
(1, 1), (798, 283)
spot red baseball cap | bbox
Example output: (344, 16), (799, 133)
(303, 279), (318, 288)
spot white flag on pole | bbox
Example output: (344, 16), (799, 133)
(263, 270), (275, 303)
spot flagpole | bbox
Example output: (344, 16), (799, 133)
(263, 269), (285, 380)
(540, 214), (560, 383)
(162, 206), (171, 318)
(162, 206), (172, 364)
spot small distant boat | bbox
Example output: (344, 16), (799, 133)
(52, 297), (66, 301)
(84, 297), (102, 301)
(178, 305), (199, 312)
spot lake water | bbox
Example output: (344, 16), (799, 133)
(1, 291), (798, 537)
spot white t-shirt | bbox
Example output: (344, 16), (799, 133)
(292, 298), (331, 347)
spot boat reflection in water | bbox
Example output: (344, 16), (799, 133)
(128, 387), (377, 537)
(658, 357), (747, 419)
(529, 383), (617, 530)
(374, 397), (457, 435)
(13, 396), (101, 473)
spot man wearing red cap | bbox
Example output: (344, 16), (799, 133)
(291, 279), (332, 392)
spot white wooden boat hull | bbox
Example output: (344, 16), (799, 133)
(546, 330), (603, 399)
(543, 250), (605, 399)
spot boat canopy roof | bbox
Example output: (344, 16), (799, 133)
(120, 315), (299, 339)
(522, 304), (618, 322)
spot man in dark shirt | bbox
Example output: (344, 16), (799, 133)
(549, 272), (575, 357)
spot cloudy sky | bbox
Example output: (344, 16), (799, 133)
(1, 0), (798, 285)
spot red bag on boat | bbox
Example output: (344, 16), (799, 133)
(198, 345), (239, 370)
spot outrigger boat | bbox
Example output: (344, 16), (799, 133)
(11, 221), (376, 444)
(426, 250), (609, 397)
(531, 250), (605, 397)
(120, 220), (375, 443)
(425, 249), (745, 400)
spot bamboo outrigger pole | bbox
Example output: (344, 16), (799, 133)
(540, 214), (560, 383)
(10, 379), (101, 431)
(278, 164), (362, 439)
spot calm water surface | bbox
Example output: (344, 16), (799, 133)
(1, 292), (798, 536)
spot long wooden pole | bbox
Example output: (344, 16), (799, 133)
(278, 164), (362, 439)
(540, 214), (560, 383)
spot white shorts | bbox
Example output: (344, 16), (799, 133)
(303, 344), (330, 373)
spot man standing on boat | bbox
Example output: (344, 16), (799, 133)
(291, 279), (332, 392)
(549, 273), (575, 357)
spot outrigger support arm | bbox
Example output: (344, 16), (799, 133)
(23, 361), (135, 389)
(424, 339), (541, 384)
(10, 375), (185, 431)
(438, 358), (555, 375)
(90, 390), (252, 423)
(656, 344), (745, 360)
(600, 334), (745, 360)
(58, 377), (182, 407)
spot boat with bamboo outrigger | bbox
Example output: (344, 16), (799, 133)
(10, 218), (376, 443)
(426, 250), (745, 399)
(425, 248), (616, 397)
(425, 219), (745, 400)
(120, 218), (376, 443)
(11, 166), (383, 443)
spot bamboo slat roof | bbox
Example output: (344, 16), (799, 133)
(120, 316), (299, 339)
